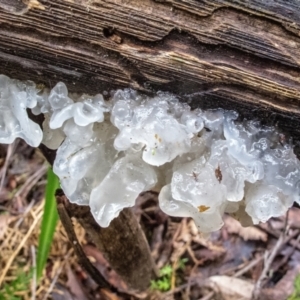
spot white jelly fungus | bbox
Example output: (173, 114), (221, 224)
(0, 75), (43, 147)
(1, 74), (300, 232)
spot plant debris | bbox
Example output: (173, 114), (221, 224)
(1, 140), (300, 300)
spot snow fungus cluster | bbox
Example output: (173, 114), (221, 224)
(1, 74), (299, 232)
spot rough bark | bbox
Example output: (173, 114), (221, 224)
(0, 0), (300, 152)
(56, 190), (155, 292)
(68, 205), (157, 292)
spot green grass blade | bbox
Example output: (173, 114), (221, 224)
(36, 167), (60, 280)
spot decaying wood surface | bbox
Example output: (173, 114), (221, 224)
(0, 0), (300, 150)
(56, 189), (156, 292)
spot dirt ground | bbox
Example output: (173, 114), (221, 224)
(0, 140), (299, 300)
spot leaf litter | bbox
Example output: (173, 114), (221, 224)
(1, 140), (300, 300)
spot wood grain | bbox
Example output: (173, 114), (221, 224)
(0, 1), (300, 137)
(60, 198), (156, 292)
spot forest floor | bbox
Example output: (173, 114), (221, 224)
(0, 140), (300, 300)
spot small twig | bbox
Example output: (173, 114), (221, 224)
(14, 199), (36, 228)
(171, 259), (177, 291)
(234, 256), (264, 278)
(31, 245), (37, 300)
(0, 205), (18, 214)
(252, 212), (290, 299)
(164, 276), (199, 296)
(0, 209), (43, 285)
(272, 233), (300, 274)
(42, 250), (71, 300)
(0, 200), (37, 253)
(0, 142), (17, 192)
(185, 247), (203, 296)
(42, 266), (62, 300)
(13, 164), (47, 201)
(198, 291), (215, 300)
(260, 223), (300, 252)
(252, 235), (284, 299)
(55, 189), (113, 291)
(186, 246), (201, 266)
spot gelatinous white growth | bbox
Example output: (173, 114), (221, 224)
(48, 82), (110, 129)
(159, 184), (224, 232)
(1, 74), (300, 232)
(42, 114), (65, 150)
(171, 157), (226, 210)
(245, 182), (293, 223)
(0, 75), (43, 147)
(53, 120), (118, 205)
(111, 90), (203, 166)
(90, 153), (157, 227)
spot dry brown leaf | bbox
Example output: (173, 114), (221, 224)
(286, 207), (300, 229)
(224, 216), (267, 242)
(83, 245), (129, 292)
(189, 220), (226, 253)
(260, 263), (300, 300)
(207, 275), (254, 300)
(171, 218), (192, 262)
(194, 248), (224, 262)
(66, 264), (89, 300)
(52, 284), (74, 300)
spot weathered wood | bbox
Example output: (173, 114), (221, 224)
(56, 190), (112, 290)
(1, 1), (300, 150)
(58, 193), (156, 292)
(56, 189), (155, 292)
